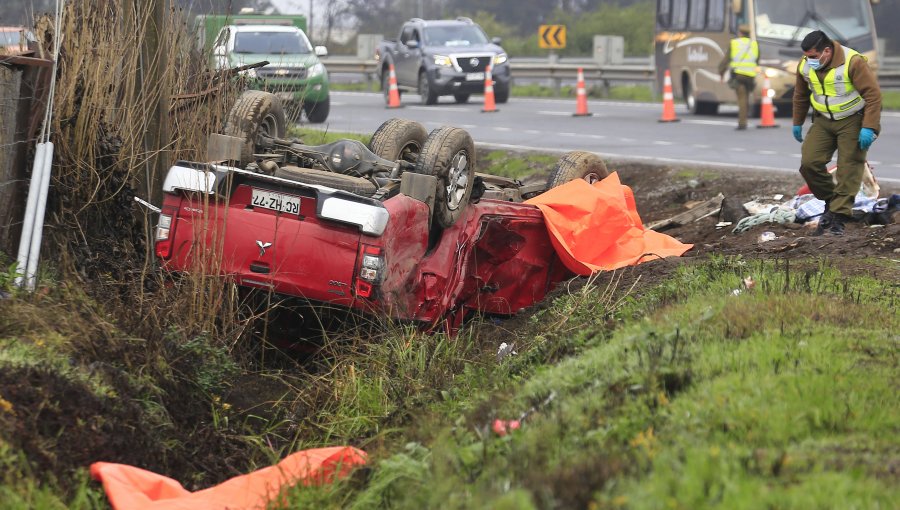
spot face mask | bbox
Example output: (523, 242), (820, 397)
(808, 58), (821, 70)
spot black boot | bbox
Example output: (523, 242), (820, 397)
(827, 213), (848, 236)
(814, 210), (833, 236)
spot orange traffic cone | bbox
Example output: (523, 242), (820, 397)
(482, 64), (498, 113)
(757, 76), (778, 128)
(385, 63), (401, 109)
(658, 69), (680, 123)
(573, 67), (591, 117)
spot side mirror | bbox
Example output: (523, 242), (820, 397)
(405, 39), (420, 50)
(491, 37), (502, 45)
(315, 45), (328, 57)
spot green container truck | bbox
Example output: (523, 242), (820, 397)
(195, 11), (330, 123)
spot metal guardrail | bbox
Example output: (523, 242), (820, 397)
(322, 55), (900, 89)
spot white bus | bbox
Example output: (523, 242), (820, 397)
(655, 0), (879, 116)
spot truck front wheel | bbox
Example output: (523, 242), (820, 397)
(546, 151), (609, 190)
(415, 126), (475, 228)
(303, 96), (330, 123)
(222, 90), (286, 166)
(418, 71), (438, 105)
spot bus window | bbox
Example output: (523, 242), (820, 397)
(707, 0), (726, 31)
(657, 0), (672, 29)
(672, 0), (689, 30)
(689, 0), (708, 31)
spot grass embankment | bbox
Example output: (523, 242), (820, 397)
(285, 256), (899, 508)
(2, 139), (897, 508)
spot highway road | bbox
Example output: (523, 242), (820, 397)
(309, 91), (900, 184)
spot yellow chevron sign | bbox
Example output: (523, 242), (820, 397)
(539, 25), (566, 49)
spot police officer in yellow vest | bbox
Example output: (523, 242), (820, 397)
(793, 30), (882, 236)
(718, 24), (758, 130)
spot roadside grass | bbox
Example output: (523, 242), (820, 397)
(480, 150), (559, 180)
(882, 90), (900, 110)
(512, 83), (655, 102)
(284, 256), (899, 508)
(289, 125), (372, 145)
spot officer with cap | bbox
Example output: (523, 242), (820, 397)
(719, 24), (758, 130)
(792, 30), (882, 236)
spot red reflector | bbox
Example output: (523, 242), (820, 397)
(356, 280), (373, 298)
(155, 242), (171, 259)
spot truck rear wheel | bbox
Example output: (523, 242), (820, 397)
(414, 126), (475, 228)
(546, 151), (609, 190)
(369, 118), (427, 163)
(222, 90), (286, 166)
(274, 166), (378, 196)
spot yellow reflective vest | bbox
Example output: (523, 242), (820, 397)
(729, 37), (759, 77)
(799, 45), (866, 120)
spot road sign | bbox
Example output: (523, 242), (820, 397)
(539, 25), (566, 49)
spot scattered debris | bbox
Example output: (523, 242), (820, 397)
(496, 342), (518, 362)
(732, 208), (795, 233)
(490, 390), (558, 437)
(715, 221), (732, 229)
(647, 193), (725, 231)
(732, 276), (756, 295)
(757, 231), (777, 243)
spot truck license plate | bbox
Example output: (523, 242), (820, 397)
(465, 72), (484, 81)
(252, 189), (301, 215)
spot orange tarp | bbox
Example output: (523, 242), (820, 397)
(90, 446), (367, 510)
(525, 172), (692, 274)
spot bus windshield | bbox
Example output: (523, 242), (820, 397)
(755, 0), (872, 42)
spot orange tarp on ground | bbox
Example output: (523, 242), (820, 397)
(90, 446), (367, 510)
(525, 172), (692, 274)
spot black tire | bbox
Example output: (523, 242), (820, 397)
(303, 96), (330, 124)
(774, 100), (793, 118)
(418, 71), (438, 105)
(414, 126), (476, 228)
(546, 151), (610, 189)
(494, 84), (509, 104)
(369, 118), (427, 163)
(222, 90), (287, 166)
(274, 166), (377, 195)
(453, 93), (470, 104)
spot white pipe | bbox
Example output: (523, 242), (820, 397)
(14, 142), (49, 287)
(24, 142), (55, 290)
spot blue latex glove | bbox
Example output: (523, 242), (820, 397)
(792, 125), (804, 143)
(858, 128), (876, 150)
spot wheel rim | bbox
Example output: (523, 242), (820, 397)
(582, 172), (603, 184)
(446, 150), (469, 210)
(399, 141), (422, 163)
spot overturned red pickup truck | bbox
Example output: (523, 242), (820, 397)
(154, 91), (618, 332)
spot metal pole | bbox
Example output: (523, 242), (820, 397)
(24, 142), (54, 290)
(14, 142), (48, 286)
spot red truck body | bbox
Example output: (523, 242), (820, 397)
(155, 162), (571, 332)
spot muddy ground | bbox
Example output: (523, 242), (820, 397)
(3, 153), (898, 496)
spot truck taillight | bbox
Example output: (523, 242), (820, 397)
(154, 205), (177, 259)
(356, 245), (384, 298)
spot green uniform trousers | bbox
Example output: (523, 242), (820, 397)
(799, 113), (867, 217)
(734, 75), (755, 129)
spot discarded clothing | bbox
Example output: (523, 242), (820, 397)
(525, 173), (692, 274)
(732, 207), (796, 233)
(90, 446), (367, 510)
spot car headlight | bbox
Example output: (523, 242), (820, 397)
(493, 53), (508, 65)
(307, 62), (325, 78)
(764, 67), (784, 78)
(433, 54), (452, 67)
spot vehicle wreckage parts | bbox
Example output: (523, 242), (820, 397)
(273, 166), (378, 196)
(415, 126), (476, 228)
(369, 118), (427, 163)
(303, 95), (330, 124)
(546, 151), (610, 189)
(222, 90), (287, 166)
